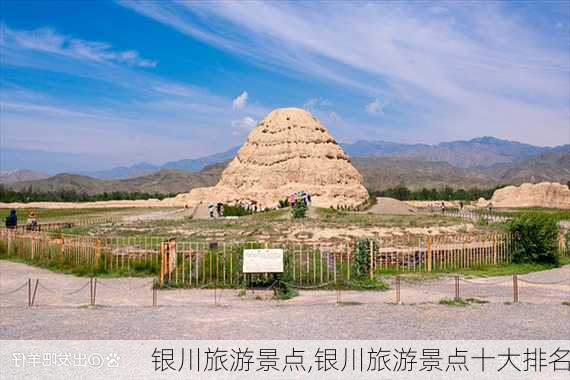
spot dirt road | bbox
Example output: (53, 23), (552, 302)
(1, 261), (568, 340)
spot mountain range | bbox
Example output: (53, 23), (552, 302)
(2, 137), (568, 193)
(77, 136), (568, 180)
(0, 170), (49, 184)
(343, 136), (568, 168)
(6, 164), (224, 195)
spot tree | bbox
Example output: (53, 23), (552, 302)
(508, 212), (560, 265)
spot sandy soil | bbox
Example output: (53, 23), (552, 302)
(367, 197), (416, 215)
(123, 208), (194, 222)
(1, 261), (568, 340)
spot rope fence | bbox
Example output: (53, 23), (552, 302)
(1, 273), (568, 308)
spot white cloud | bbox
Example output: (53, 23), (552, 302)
(303, 98), (332, 111)
(231, 116), (257, 135)
(232, 91), (248, 110)
(365, 98), (385, 115)
(120, 1), (570, 146)
(0, 24), (157, 68)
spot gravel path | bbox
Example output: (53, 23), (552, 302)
(1, 260), (569, 340)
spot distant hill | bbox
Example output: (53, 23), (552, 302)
(7, 164), (224, 195)
(58, 137), (569, 180)
(352, 151), (570, 191)
(84, 162), (160, 180)
(162, 146), (239, 172)
(352, 157), (497, 191)
(83, 146), (239, 179)
(6, 152), (568, 195)
(5, 137), (568, 194)
(342, 136), (568, 168)
(0, 170), (49, 184)
(496, 151), (570, 185)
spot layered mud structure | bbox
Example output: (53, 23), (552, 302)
(477, 182), (570, 209)
(185, 108), (369, 208)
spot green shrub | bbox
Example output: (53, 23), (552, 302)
(223, 204), (252, 217)
(278, 198), (290, 208)
(352, 237), (376, 279)
(508, 212), (560, 265)
(291, 201), (307, 219)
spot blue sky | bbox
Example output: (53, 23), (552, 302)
(1, 0), (569, 173)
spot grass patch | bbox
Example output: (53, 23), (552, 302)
(78, 304), (110, 309)
(0, 254), (158, 279)
(562, 301), (570, 307)
(247, 208), (289, 221)
(439, 297), (489, 307)
(0, 207), (129, 221)
(376, 255), (569, 278)
(457, 262), (561, 277)
(479, 208), (570, 222)
(273, 282), (298, 300)
(347, 277), (390, 290)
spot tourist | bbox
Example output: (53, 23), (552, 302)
(208, 204), (214, 218)
(5, 209), (17, 229)
(441, 202), (446, 214)
(307, 193), (312, 204)
(27, 210), (38, 230)
(488, 202), (493, 214)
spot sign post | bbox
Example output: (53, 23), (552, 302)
(243, 249), (284, 295)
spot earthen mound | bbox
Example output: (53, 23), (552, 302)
(477, 182), (570, 209)
(186, 108), (369, 208)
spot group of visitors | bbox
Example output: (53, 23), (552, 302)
(4, 209), (38, 229)
(290, 191), (311, 209)
(242, 200), (260, 213)
(426, 202), (447, 214)
(208, 203), (225, 218)
(425, 201), (494, 215)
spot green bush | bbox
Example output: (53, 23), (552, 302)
(508, 212), (560, 265)
(291, 201), (307, 219)
(352, 237), (376, 279)
(223, 204), (252, 217)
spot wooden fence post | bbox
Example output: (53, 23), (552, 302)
(493, 234), (497, 265)
(159, 242), (166, 286)
(60, 234), (65, 263)
(427, 236), (433, 272)
(454, 275), (460, 301)
(28, 278), (32, 307)
(31, 279), (39, 307)
(513, 274), (518, 304)
(95, 239), (101, 268)
(30, 236), (35, 260)
(369, 240), (374, 280)
(395, 276), (401, 304)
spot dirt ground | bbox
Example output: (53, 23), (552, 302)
(367, 197), (416, 215)
(1, 261), (568, 340)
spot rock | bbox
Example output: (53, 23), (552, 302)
(477, 182), (570, 209)
(186, 108), (369, 208)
